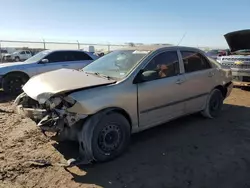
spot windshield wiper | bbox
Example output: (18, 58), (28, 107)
(84, 71), (112, 80)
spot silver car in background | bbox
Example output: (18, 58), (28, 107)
(15, 45), (233, 163)
(0, 49), (98, 94)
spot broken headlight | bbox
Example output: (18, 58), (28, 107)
(63, 96), (76, 108)
(46, 96), (76, 110)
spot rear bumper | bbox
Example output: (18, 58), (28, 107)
(225, 82), (233, 97)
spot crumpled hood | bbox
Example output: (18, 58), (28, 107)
(224, 30), (250, 52)
(0, 62), (26, 68)
(22, 68), (116, 101)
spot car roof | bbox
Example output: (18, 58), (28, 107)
(44, 49), (89, 53)
(117, 45), (202, 52)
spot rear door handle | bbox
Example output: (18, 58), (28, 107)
(176, 79), (185, 84)
(62, 64), (69, 67)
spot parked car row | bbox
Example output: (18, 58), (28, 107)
(205, 49), (230, 59)
(13, 45), (233, 164)
(0, 49), (98, 94)
(2, 50), (33, 62)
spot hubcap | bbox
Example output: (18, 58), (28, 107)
(6, 76), (25, 93)
(98, 124), (121, 153)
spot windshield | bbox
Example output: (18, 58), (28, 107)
(82, 50), (150, 79)
(24, 50), (50, 63)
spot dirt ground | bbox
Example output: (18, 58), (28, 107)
(1, 88), (250, 188)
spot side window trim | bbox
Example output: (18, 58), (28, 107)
(177, 49), (185, 74)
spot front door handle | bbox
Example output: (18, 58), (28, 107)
(176, 79), (185, 84)
(62, 64), (69, 67)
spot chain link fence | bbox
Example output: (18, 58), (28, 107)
(0, 39), (132, 62)
(0, 39), (221, 63)
(0, 39), (129, 52)
(0, 39), (219, 51)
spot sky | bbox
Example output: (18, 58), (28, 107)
(1, 0), (250, 48)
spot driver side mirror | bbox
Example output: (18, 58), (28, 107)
(40, 59), (49, 64)
(133, 70), (158, 84)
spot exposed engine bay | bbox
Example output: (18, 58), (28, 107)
(14, 92), (88, 141)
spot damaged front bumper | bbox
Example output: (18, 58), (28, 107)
(14, 92), (46, 120)
(14, 93), (88, 141)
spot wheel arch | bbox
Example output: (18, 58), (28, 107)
(94, 107), (132, 130)
(3, 71), (30, 79)
(214, 85), (227, 98)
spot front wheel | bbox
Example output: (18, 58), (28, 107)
(79, 112), (131, 162)
(202, 89), (224, 118)
(2, 73), (29, 95)
(14, 56), (20, 62)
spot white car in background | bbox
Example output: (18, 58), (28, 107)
(3, 50), (33, 62)
(0, 49), (98, 94)
(0, 48), (16, 62)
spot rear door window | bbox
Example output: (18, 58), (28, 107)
(181, 51), (212, 73)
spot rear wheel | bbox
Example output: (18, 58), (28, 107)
(202, 89), (224, 118)
(15, 56), (20, 62)
(79, 112), (131, 162)
(2, 73), (29, 95)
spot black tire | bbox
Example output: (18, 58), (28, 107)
(15, 56), (20, 62)
(2, 73), (29, 95)
(79, 111), (131, 162)
(202, 89), (224, 118)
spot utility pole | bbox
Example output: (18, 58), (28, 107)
(77, 40), (80, 49)
(42, 39), (46, 49)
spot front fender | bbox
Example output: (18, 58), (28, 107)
(65, 83), (138, 129)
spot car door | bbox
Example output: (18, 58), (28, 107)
(179, 50), (216, 114)
(19, 51), (26, 60)
(64, 51), (94, 70)
(25, 51), (32, 59)
(137, 50), (187, 129)
(35, 51), (68, 75)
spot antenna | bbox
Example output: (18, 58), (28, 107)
(177, 32), (187, 46)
